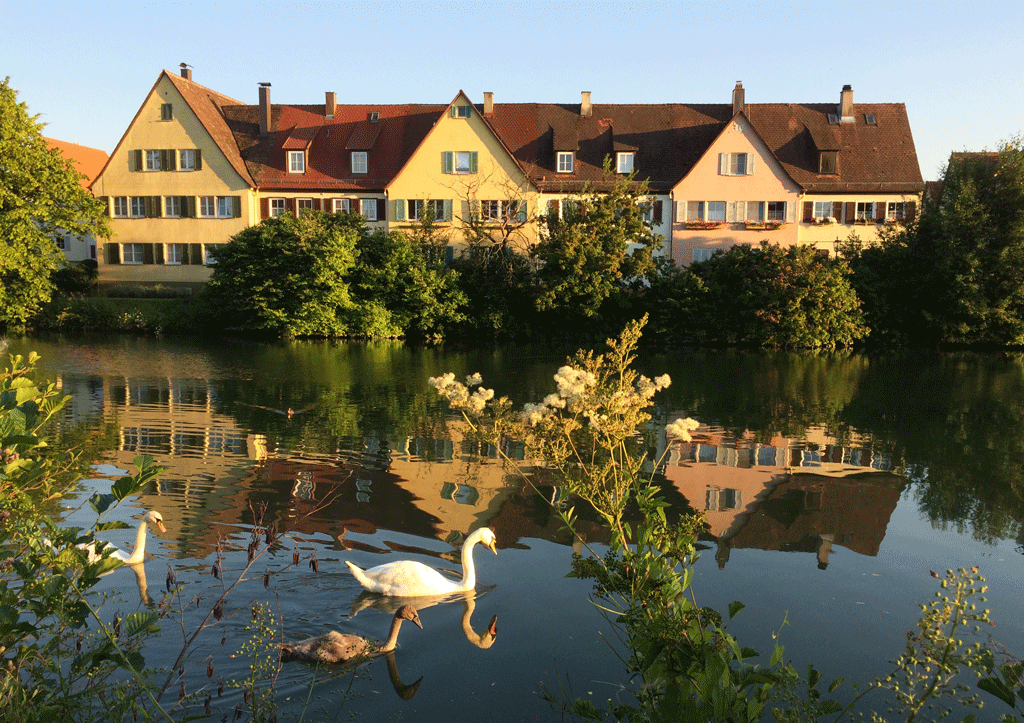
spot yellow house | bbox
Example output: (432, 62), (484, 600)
(386, 92), (537, 251)
(91, 68), (257, 291)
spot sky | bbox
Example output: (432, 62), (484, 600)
(4, 0), (1022, 181)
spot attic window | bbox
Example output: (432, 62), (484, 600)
(819, 151), (838, 175)
(370, 111), (379, 122)
(451, 105), (472, 119)
(864, 113), (877, 126)
(160, 103), (173, 121)
(827, 113), (839, 125)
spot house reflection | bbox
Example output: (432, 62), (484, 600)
(661, 424), (906, 569)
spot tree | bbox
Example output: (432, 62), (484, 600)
(533, 163), (663, 322)
(0, 77), (109, 330)
(202, 211), (360, 337)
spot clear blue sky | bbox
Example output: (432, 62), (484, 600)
(5, 0), (1022, 181)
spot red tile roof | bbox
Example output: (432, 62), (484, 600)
(44, 137), (108, 190)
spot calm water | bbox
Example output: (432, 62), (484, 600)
(7, 335), (1024, 721)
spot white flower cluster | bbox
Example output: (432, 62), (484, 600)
(636, 373), (672, 400)
(553, 366), (597, 404)
(428, 372), (495, 413)
(665, 417), (700, 442)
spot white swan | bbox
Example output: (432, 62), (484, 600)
(82, 510), (166, 565)
(345, 527), (497, 597)
(280, 605), (423, 664)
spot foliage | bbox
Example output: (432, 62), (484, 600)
(52, 259), (98, 295)
(450, 245), (537, 338)
(34, 295), (204, 335)
(533, 163), (663, 321)
(202, 211), (360, 337)
(0, 78), (109, 331)
(687, 242), (869, 348)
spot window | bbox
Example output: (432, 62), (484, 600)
(767, 201), (786, 221)
(856, 202), (875, 221)
(409, 199), (444, 221)
(54, 235), (66, 250)
(687, 201), (705, 220)
(333, 198), (350, 213)
(130, 197), (146, 218)
(719, 152), (753, 176)
(864, 113), (877, 126)
(813, 200), (834, 220)
(204, 245), (220, 265)
(179, 149), (196, 171)
(692, 248), (716, 263)
(161, 103), (173, 121)
(452, 105), (472, 118)
(123, 243), (144, 264)
(360, 198), (377, 221)
(887, 202), (907, 221)
(166, 243), (184, 265)
(706, 201), (726, 222)
(351, 151), (367, 174)
(296, 198), (313, 216)
(617, 152), (634, 174)
(145, 150), (161, 171)
(113, 197), (129, 218)
(455, 151), (473, 174)
(270, 198), (286, 217)
(557, 152), (574, 173)
(441, 151), (478, 175)
(746, 201), (764, 221)
(217, 196), (235, 218)
(483, 200), (501, 221)
(819, 151), (838, 174)
(164, 196), (180, 217)
(288, 151), (305, 173)
(199, 196), (216, 218)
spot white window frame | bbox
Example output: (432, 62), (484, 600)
(217, 197), (234, 218)
(706, 201), (726, 222)
(557, 152), (574, 173)
(130, 197), (146, 218)
(166, 243), (184, 265)
(351, 151), (367, 174)
(113, 197), (129, 218)
(296, 198), (313, 216)
(455, 151), (473, 174)
(333, 198), (350, 213)
(360, 198), (377, 221)
(270, 198), (286, 218)
(767, 201), (786, 221)
(199, 196), (216, 218)
(617, 152), (634, 174)
(122, 243), (144, 264)
(692, 248), (716, 263)
(204, 245), (219, 265)
(687, 201), (705, 220)
(145, 150), (161, 171)
(887, 201), (906, 221)
(54, 235), (66, 250)
(164, 196), (180, 218)
(455, 105), (471, 118)
(288, 151), (306, 174)
(178, 149), (196, 171)
(483, 200), (502, 222)
(813, 200), (834, 220)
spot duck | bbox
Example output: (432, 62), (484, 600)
(345, 527), (497, 597)
(280, 604), (423, 664)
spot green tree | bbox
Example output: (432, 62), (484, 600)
(0, 77), (109, 331)
(687, 242), (868, 348)
(533, 163), (663, 321)
(202, 211), (360, 337)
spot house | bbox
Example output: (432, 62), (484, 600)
(92, 70), (923, 290)
(44, 137), (108, 263)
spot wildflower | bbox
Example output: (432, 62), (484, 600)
(521, 402), (551, 426)
(466, 372), (483, 386)
(666, 417), (700, 442)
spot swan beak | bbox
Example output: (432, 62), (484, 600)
(487, 540), (497, 555)
(412, 615), (423, 630)
(156, 520), (167, 533)
(488, 615), (498, 637)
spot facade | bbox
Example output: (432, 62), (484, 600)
(44, 137), (108, 263)
(92, 70), (923, 288)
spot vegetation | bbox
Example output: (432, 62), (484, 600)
(0, 77), (109, 332)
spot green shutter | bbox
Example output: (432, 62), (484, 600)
(155, 244), (164, 265)
(98, 196), (110, 217)
(185, 196), (195, 218)
(469, 199), (480, 223)
(395, 199), (405, 222)
(167, 149), (177, 171)
(232, 196), (241, 218)
(194, 149), (202, 170)
(517, 200), (527, 223)
(442, 151), (453, 174)
(189, 243), (204, 265)
(106, 243), (121, 264)
(470, 151), (478, 173)
(132, 149), (142, 172)
(450, 106), (457, 118)
(444, 245), (454, 264)
(160, 149), (170, 171)
(443, 199), (453, 222)
(143, 244), (155, 265)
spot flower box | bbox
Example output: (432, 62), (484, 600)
(683, 221), (723, 230)
(744, 221), (766, 230)
(811, 217), (837, 226)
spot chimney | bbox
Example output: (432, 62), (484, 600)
(180, 66), (192, 81)
(581, 91), (592, 118)
(839, 84), (854, 122)
(483, 91), (493, 115)
(325, 91), (336, 119)
(732, 81), (745, 116)
(258, 83), (272, 136)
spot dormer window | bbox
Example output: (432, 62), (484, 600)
(451, 105), (472, 118)
(557, 152), (574, 173)
(370, 111), (379, 122)
(288, 151), (306, 174)
(819, 151), (838, 174)
(617, 152), (635, 174)
(351, 151), (368, 174)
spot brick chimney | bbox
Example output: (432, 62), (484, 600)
(325, 91), (336, 119)
(839, 84), (854, 122)
(483, 91), (493, 115)
(732, 81), (745, 116)
(180, 66), (192, 81)
(581, 91), (592, 118)
(258, 83), (271, 136)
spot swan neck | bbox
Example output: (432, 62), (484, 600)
(379, 615), (404, 652)
(459, 535), (479, 590)
(125, 520), (147, 564)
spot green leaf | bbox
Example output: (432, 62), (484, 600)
(123, 611), (160, 637)
(770, 643), (784, 668)
(828, 677), (845, 693)
(89, 492), (115, 515)
(728, 600), (745, 620)
(94, 521), (131, 531)
(981, 677), (1018, 707)
(807, 665), (821, 690)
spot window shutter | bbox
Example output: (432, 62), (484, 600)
(747, 155), (755, 175)
(443, 199), (453, 222)
(375, 198), (385, 221)
(875, 201), (886, 222)
(395, 199), (405, 222)
(719, 153), (727, 175)
(167, 149), (177, 171)
(189, 243), (204, 265)
(155, 244), (164, 265)
(727, 202), (736, 223)
(260, 198), (269, 219)
(289, 198), (298, 217)
(143, 196), (154, 218)
(905, 201), (917, 222)
(232, 197), (241, 218)
(143, 244), (155, 265)
(469, 151), (478, 173)
(442, 151), (453, 174)
(845, 202), (856, 222)
(194, 149), (202, 170)
(183, 196), (195, 218)
(786, 201), (795, 223)
(444, 245), (454, 264)
(803, 201), (813, 222)
(548, 199), (560, 216)
(450, 106), (457, 118)
(652, 200), (662, 225)
(107, 243), (121, 264)
(98, 196), (110, 217)
(676, 200), (686, 222)
(518, 200), (528, 223)
(131, 149), (142, 172)
(832, 201), (843, 220)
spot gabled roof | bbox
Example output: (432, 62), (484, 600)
(45, 137), (108, 190)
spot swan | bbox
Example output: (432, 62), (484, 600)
(280, 604), (422, 664)
(82, 510), (166, 565)
(345, 527), (497, 597)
